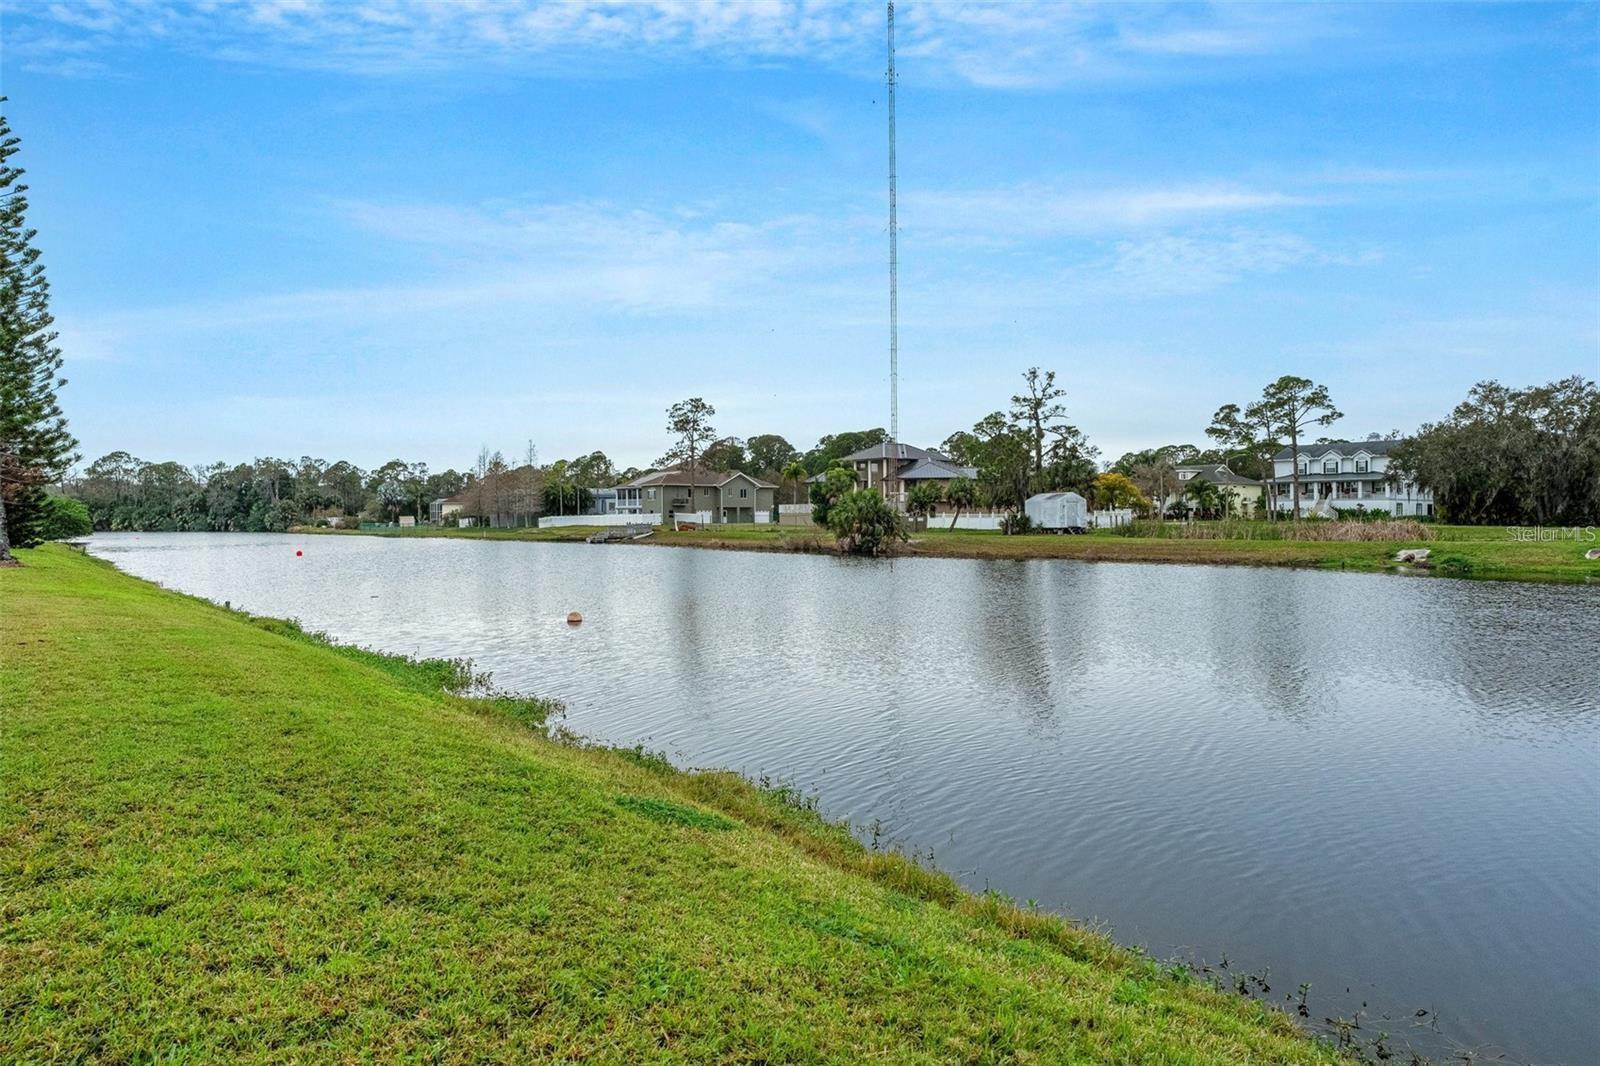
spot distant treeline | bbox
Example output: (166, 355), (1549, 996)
(61, 375), (1598, 534)
(62, 429), (922, 532)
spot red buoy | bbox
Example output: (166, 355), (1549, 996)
(295, 550), (303, 557)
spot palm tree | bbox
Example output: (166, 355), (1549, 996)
(782, 460), (807, 506)
(944, 477), (976, 531)
(1185, 477), (1220, 520)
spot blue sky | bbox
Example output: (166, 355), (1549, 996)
(5, 0), (1597, 471)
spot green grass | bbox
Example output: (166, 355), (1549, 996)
(0, 546), (1339, 1063)
(307, 519), (1599, 582)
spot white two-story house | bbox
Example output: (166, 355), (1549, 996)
(1270, 440), (1434, 518)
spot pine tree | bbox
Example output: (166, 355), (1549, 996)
(0, 100), (78, 559)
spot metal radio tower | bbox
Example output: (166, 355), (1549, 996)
(886, 0), (899, 448)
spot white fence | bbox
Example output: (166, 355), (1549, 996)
(540, 513), (662, 529)
(1090, 508), (1135, 529)
(928, 511), (1007, 531)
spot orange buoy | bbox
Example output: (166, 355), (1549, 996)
(566, 611), (583, 625)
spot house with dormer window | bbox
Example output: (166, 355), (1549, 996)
(1270, 440), (1433, 517)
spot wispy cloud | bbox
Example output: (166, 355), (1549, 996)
(11, 0), (1357, 86)
(906, 183), (1323, 240)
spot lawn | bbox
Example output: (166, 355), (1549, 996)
(307, 519), (1599, 582)
(648, 522), (1598, 582)
(0, 546), (1339, 1063)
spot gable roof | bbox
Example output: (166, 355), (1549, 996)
(1174, 463), (1259, 487)
(620, 467), (775, 490)
(1273, 439), (1404, 461)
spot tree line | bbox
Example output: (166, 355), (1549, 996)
(54, 372), (1600, 538)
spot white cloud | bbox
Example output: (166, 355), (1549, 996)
(906, 183), (1321, 240)
(1106, 229), (1320, 295)
(12, 0), (1354, 86)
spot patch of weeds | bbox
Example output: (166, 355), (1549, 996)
(1112, 979), (1152, 1006)
(1430, 553), (1475, 574)
(616, 795), (734, 831)
(244, 612), (559, 726)
(611, 744), (676, 775)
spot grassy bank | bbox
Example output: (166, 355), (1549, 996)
(0, 546), (1338, 1063)
(308, 521), (1600, 583)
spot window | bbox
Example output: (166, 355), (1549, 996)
(647, 488), (656, 500)
(1355, 458), (1369, 473)
(1323, 459), (1339, 474)
(1297, 461), (1307, 475)
(739, 488), (748, 498)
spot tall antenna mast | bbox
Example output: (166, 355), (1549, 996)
(886, 0), (899, 448)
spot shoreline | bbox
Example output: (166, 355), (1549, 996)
(1, 544), (1344, 1062)
(295, 523), (1600, 584)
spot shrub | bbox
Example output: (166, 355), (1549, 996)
(809, 466), (857, 526)
(38, 495), (93, 540)
(999, 510), (1033, 535)
(826, 489), (906, 556)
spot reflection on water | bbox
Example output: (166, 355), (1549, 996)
(87, 532), (1600, 1063)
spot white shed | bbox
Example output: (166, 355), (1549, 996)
(1024, 491), (1088, 532)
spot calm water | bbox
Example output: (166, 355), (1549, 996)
(87, 532), (1600, 1063)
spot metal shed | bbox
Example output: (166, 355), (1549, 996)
(1024, 491), (1088, 533)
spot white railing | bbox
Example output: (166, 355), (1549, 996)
(540, 513), (664, 529)
(929, 510), (1007, 531)
(1091, 508), (1134, 528)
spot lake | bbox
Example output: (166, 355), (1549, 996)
(85, 532), (1600, 1063)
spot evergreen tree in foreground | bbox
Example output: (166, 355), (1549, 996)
(0, 99), (77, 559)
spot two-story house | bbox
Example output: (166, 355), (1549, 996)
(824, 443), (976, 512)
(617, 467), (777, 524)
(1169, 463), (1263, 517)
(1270, 440), (1433, 517)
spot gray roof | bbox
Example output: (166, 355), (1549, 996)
(1272, 439), (1404, 461)
(1174, 463), (1259, 486)
(898, 458), (977, 481)
(622, 467), (776, 490)
(841, 442), (947, 463)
